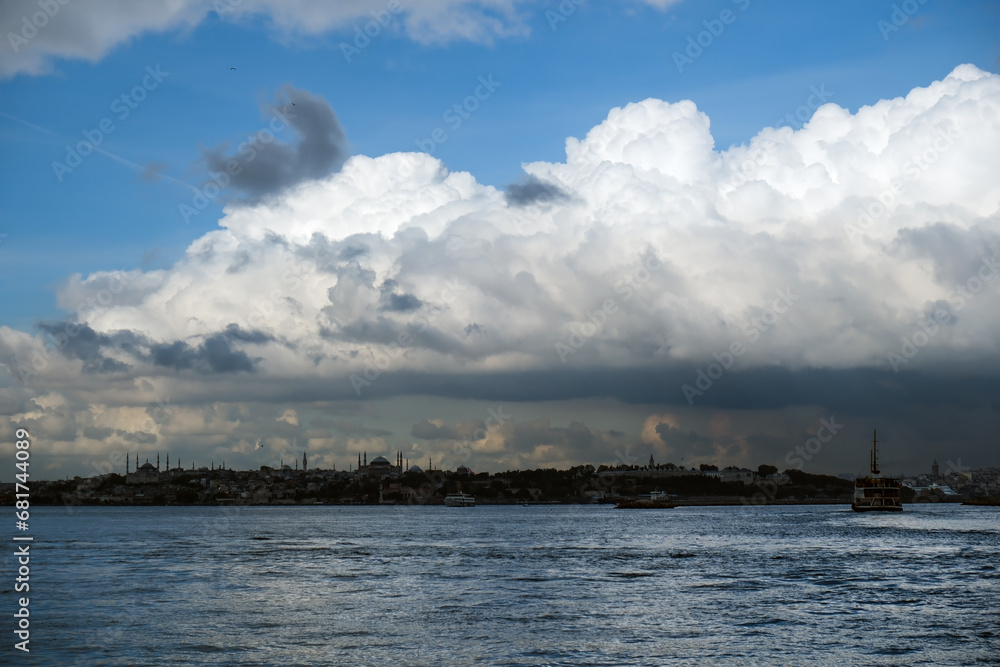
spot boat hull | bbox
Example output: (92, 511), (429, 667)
(850, 503), (903, 512)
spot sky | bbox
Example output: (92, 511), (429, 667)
(0, 0), (999, 481)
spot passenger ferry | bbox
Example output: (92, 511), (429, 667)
(852, 429), (903, 512)
(444, 492), (475, 507)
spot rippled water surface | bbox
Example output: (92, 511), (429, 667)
(11, 504), (1000, 665)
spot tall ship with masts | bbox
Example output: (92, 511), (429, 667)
(852, 429), (903, 512)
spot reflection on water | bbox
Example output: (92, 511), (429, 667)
(13, 504), (1000, 665)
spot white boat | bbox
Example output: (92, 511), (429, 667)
(852, 429), (902, 512)
(444, 492), (475, 507)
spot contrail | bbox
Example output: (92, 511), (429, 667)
(0, 111), (200, 193)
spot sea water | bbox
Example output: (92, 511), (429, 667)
(8, 503), (999, 666)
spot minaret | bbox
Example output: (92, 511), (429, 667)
(364, 452), (367, 467)
(303, 451), (307, 470)
(649, 453), (654, 468)
(931, 459), (940, 478)
(126, 453), (130, 475)
(157, 453), (160, 471)
(358, 453), (361, 470)
(166, 454), (169, 471)
(870, 429), (880, 476)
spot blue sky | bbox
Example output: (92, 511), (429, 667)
(1, 0), (999, 478)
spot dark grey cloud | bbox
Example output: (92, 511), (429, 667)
(221, 324), (275, 345)
(226, 251), (252, 274)
(36, 321), (268, 375)
(383, 293), (423, 311)
(295, 234), (373, 274)
(151, 334), (258, 374)
(322, 364), (1000, 419)
(199, 85), (348, 203)
(36, 323), (146, 374)
(379, 280), (423, 312)
(505, 175), (569, 206)
(891, 222), (1000, 287)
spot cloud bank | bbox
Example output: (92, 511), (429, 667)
(2, 64), (998, 475)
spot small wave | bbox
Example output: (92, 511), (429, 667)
(186, 644), (225, 653)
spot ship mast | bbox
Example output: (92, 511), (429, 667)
(870, 429), (880, 476)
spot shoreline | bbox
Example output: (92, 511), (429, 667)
(27, 498), (980, 508)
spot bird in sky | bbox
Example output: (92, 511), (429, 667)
(230, 67), (236, 71)
(255, 438), (263, 449)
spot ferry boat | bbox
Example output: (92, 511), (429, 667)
(444, 492), (475, 507)
(851, 429), (903, 512)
